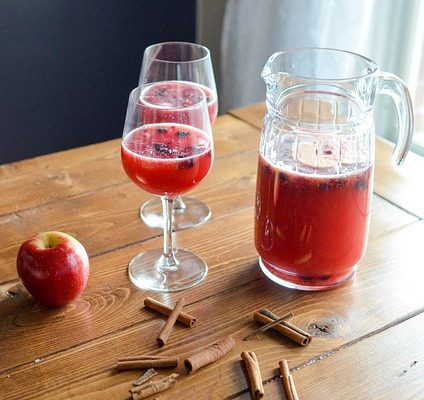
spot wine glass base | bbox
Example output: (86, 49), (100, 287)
(140, 196), (211, 230)
(128, 248), (208, 292)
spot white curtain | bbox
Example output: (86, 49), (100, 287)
(220, 0), (424, 123)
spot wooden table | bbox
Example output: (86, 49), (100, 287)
(1, 103), (423, 399)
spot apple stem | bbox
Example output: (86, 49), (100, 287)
(43, 232), (60, 248)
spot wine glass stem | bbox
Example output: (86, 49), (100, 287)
(158, 197), (179, 272)
(173, 195), (186, 211)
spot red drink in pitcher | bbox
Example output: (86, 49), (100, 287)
(121, 123), (213, 197)
(141, 81), (218, 124)
(254, 154), (373, 289)
(255, 47), (413, 291)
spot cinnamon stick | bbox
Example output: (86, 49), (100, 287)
(157, 297), (185, 347)
(184, 336), (235, 374)
(241, 351), (264, 399)
(260, 309), (311, 340)
(119, 355), (171, 361)
(244, 312), (293, 340)
(144, 297), (196, 327)
(133, 368), (158, 386)
(253, 312), (311, 346)
(279, 359), (299, 400)
(116, 356), (179, 370)
(130, 373), (179, 400)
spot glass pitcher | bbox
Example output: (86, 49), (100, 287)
(255, 48), (414, 291)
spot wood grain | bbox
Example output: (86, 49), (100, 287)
(0, 148), (259, 282)
(374, 137), (424, 218)
(0, 139), (122, 216)
(229, 102), (266, 129)
(0, 180), (416, 369)
(0, 115), (259, 218)
(251, 311), (424, 400)
(1, 216), (423, 399)
(0, 148), (416, 283)
(0, 109), (422, 400)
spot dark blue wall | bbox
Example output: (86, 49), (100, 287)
(0, 0), (196, 164)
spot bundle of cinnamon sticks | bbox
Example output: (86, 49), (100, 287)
(241, 351), (264, 399)
(248, 308), (312, 346)
(116, 297), (308, 399)
(129, 370), (179, 400)
(239, 354), (300, 399)
(116, 297), (237, 398)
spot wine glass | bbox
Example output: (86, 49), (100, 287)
(138, 41), (218, 230)
(121, 83), (214, 291)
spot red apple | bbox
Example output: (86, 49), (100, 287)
(16, 231), (89, 307)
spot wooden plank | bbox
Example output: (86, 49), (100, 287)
(229, 102), (266, 129)
(0, 215), (423, 399)
(0, 130), (416, 284)
(0, 142), (417, 368)
(252, 311), (424, 400)
(0, 104), (422, 400)
(0, 148), (259, 282)
(0, 139), (122, 216)
(230, 102), (424, 218)
(0, 188), (415, 285)
(0, 194), (415, 369)
(374, 137), (424, 218)
(0, 115), (260, 217)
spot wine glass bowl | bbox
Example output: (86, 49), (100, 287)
(138, 41), (218, 229)
(121, 84), (213, 292)
(140, 80), (218, 125)
(122, 86), (213, 198)
(140, 42), (218, 124)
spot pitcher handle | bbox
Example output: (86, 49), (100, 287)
(378, 72), (414, 165)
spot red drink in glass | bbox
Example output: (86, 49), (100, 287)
(254, 154), (373, 289)
(121, 123), (213, 197)
(141, 81), (218, 124)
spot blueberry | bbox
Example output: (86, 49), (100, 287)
(156, 88), (168, 97)
(330, 179), (346, 188)
(300, 274), (331, 282)
(153, 143), (170, 155)
(178, 159), (195, 169)
(262, 165), (272, 175)
(319, 182), (330, 191)
(356, 176), (369, 191)
(157, 127), (168, 134)
(176, 130), (189, 137)
(299, 275), (314, 282)
(279, 172), (289, 184)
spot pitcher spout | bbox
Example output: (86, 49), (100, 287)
(261, 52), (289, 110)
(261, 51), (285, 85)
